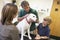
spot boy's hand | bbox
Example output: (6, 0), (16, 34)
(35, 34), (41, 39)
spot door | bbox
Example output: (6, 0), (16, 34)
(50, 0), (60, 37)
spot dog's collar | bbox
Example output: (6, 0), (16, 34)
(26, 18), (30, 24)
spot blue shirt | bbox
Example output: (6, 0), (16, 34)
(37, 23), (50, 37)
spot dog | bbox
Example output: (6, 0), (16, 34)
(16, 13), (37, 40)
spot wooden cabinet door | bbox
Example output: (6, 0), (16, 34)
(50, 0), (60, 37)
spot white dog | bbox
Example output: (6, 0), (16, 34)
(16, 13), (37, 40)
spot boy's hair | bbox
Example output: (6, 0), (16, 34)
(21, 1), (29, 7)
(1, 3), (18, 25)
(44, 16), (52, 25)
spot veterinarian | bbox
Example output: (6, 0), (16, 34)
(35, 16), (52, 40)
(18, 1), (39, 31)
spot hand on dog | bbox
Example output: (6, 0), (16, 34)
(18, 14), (29, 21)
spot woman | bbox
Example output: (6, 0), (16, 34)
(0, 3), (19, 40)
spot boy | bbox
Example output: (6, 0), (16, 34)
(35, 16), (52, 40)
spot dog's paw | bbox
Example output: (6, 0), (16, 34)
(28, 36), (32, 39)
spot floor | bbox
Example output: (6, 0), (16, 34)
(19, 34), (56, 40)
(22, 36), (56, 40)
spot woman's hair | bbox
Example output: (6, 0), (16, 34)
(1, 3), (18, 25)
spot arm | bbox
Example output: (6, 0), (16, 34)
(18, 14), (29, 21)
(34, 23), (40, 36)
(40, 36), (49, 39)
(18, 10), (29, 21)
(34, 28), (38, 35)
(35, 25), (41, 39)
(35, 34), (49, 39)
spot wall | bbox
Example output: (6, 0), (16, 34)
(50, 0), (60, 37)
(0, 0), (12, 20)
(0, 0), (19, 23)
(12, 0), (53, 24)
